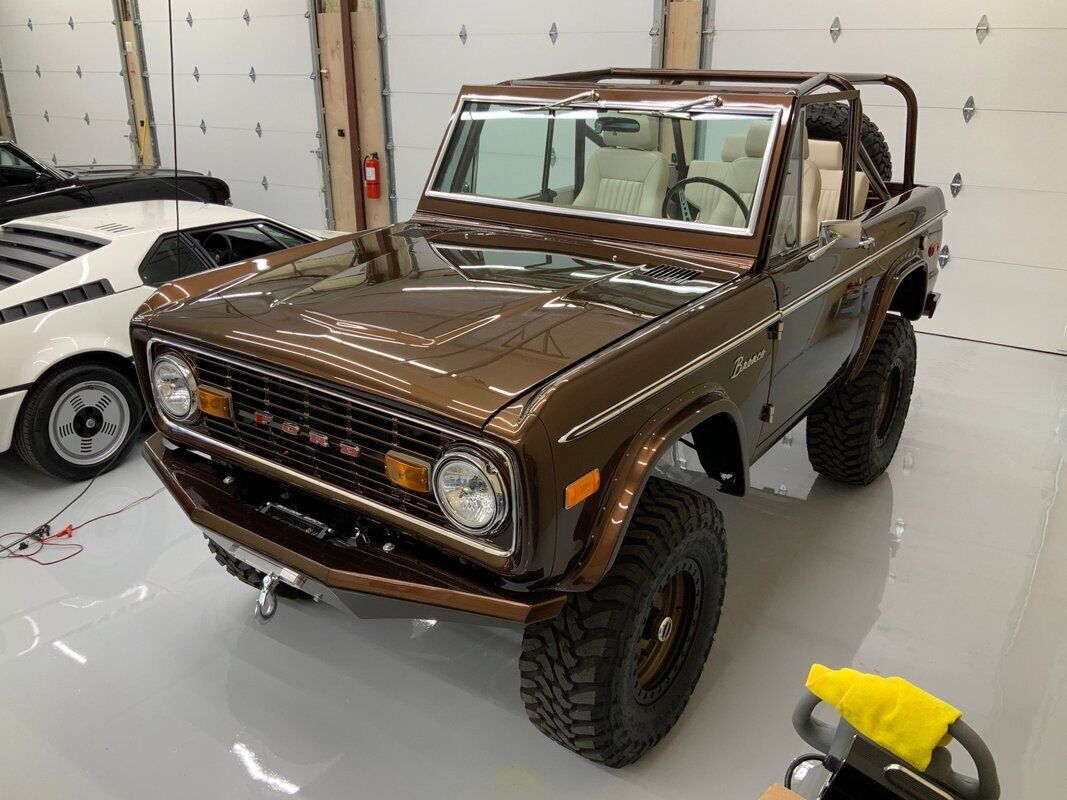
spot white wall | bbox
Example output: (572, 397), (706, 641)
(383, 0), (661, 220)
(0, 0), (134, 165)
(706, 0), (1067, 354)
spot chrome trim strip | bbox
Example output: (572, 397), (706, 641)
(559, 311), (779, 443)
(780, 210), (947, 317)
(147, 337), (520, 559)
(557, 208), (947, 443)
(423, 96), (781, 239)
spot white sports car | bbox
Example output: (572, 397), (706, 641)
(0, 200), (334, 480)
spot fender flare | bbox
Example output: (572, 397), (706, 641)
(556, 383), (747, 591)
(848, 257), (927, 381)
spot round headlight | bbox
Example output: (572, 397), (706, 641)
(151, 353), (198, 420)
(432, 449), (507, 535)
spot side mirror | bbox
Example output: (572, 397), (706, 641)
(808, 219), (875, 261)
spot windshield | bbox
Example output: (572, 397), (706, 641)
(429, 102), (777, 235)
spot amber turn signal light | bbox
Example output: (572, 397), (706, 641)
(385, 451), (431, 493)
(197, 386), (232, 419)
(565, 468), (600, 509)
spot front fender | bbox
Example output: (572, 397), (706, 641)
(555, 384), (746, 591)
(0, 286), (150, 391)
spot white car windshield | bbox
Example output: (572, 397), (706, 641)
(429, 102), (777, 234)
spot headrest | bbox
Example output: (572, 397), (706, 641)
(809, 139), (843, 171)
(744, 120), (772, 158)
(596, 112), (657, 151)
(721, 133), (746, 162)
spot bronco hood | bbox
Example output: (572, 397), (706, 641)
(146, 223), (744, 429)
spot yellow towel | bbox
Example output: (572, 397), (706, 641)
(806, 664), (962, 771)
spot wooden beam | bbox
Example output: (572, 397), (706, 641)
(664, 0), (703, 70)
(318, 2), (389, 231)
(120, 20), (157, 167)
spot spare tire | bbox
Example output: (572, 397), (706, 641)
(805, 102), (893, 183)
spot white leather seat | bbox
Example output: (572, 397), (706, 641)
(684, 133), (745, 218)
(809, 139), (871, 220)
(572, 114), (667, 217)
(704, 121), (773, 227)
(773, 128), (822, 247)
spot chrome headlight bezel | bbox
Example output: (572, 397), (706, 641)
(431, 447), (509, 537)
(151, 352), (199, 422)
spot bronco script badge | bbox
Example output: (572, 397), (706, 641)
(731, 348), (766, 379)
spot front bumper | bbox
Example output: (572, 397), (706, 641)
(143, 433), (565, 626)
(0, 389), (27, 452)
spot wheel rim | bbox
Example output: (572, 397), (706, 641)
(48, 380), (131, 466)
(875, 365), (903, 442)
(634, 559), (703, 705)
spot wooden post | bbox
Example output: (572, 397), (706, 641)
(664, 0), (703, 70)
(317, 0), (390, 231)
(119, 19), (157, 167)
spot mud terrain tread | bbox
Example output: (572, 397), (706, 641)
(206, 536), (309, 599)
(806, 102), (893, 182)
(520, 479), (726, 767)
(806, 315), (916, 484)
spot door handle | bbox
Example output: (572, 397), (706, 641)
(859, 235), (876, 249)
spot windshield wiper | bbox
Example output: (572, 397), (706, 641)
(510, 89), (602, 113)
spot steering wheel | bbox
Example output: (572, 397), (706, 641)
(662, 177), (750, 225)
(203, 231), (235, 265)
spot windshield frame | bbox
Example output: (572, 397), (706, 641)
(422, 94), (782, 240)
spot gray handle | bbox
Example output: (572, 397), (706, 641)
(791, 690), (836, 753)
(792, 692), (999, 800)
(943, 719), (1000, 800)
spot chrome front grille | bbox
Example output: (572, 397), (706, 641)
(186, 349), (452, 527)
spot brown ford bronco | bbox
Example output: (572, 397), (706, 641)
(133, 69), (945, 766)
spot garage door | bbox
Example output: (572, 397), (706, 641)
(138, 0), (331, 229)
(0, 0), (135, 166)
(705, 0), (1067, 354)
(382, 0), (663, 221)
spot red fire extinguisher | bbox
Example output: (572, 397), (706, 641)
(363, 152), (381, 200)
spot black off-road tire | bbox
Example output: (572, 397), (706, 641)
(806, 315), (916, 485)
(206, 536), (310, 599)
(520, 478), (727, 767)
(14, 361), (143, 482)
(806, 102), (893, 182)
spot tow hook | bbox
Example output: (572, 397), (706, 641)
(255, 573), (280, 624)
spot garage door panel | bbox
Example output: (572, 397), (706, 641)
(712, 29), (1067, 113)
(0, 1), (133, 165)
(714, 1), (1067, 34)
(389, 94), (457, 151)
(220, 179), (326, 232)
(141, 16), (316, 78)
(153, 124), (323, 191)
(917, 259), (1067, 354)
(10, 115), (132, 167)
(937, 184), (1067, 272)
(393, 146), (437, 214)
(876, 108), (1067, 192)
(387, 0), (653, 36)
(138, 0), (329, 228)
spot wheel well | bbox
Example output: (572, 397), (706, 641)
(23, 351), (138, 405)
(889, 266), (927, 321)
(689, 411), (744, 496)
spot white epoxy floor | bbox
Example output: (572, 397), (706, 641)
(1, 334), (1064, 799)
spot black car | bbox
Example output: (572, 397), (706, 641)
(0, 140), (230, 223)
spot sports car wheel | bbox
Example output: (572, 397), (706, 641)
(14, 361), (143, 482)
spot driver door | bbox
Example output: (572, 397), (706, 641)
(760, 109), (870, 442)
